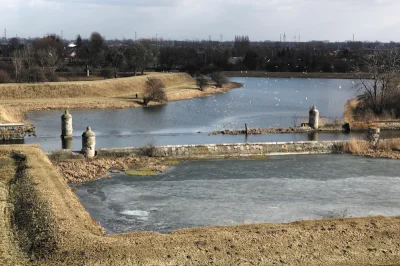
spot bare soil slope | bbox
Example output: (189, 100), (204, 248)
(1, 145), (400, 265)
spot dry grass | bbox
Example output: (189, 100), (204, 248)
(0, 72), (195, 100)
(342, 138), (372, 154)
(0, 105), (24, 123)
(344, 99), (358, 122)
(2, 145), (400, 265)
(0, 73), (242, 124)
(376, 138), (400, 151)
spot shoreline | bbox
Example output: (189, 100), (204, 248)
(0, 72), (242, 124)
(223, 71), (370, 79)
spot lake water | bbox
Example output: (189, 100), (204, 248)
(74, 154), (400, 234)
(18, 77), (362, 150)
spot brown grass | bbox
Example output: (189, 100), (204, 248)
(2, 145), (400, 265)
(376, 138), (400, 151)
(344, 99), (358, 122)
(342, 138), (372, 154)
(0, 73), (242, 124)
(0, 72), (195, 100)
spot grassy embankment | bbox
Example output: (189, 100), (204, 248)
(0, 72), (241, 124)
(2, 145), (400, 265)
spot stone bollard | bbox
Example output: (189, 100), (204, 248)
(62, 138), (73, 150)
(367, 127), (380, 145)
(82, 126), (96, 158)
(308, 106), (320, 129)
(61, 110), (73, 139)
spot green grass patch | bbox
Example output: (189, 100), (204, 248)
(249, 155), (270, 159)
(164, 159), (181, 165)
(125, 169), (158, 176)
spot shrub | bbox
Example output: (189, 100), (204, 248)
(45, 71), (59, 82)
(0, 70), (11, 83)
(100, 68), (113, 79)
(137, 143), (158, 157)
(143, 77), (168, 105)
(211, 72), (228, 88)
(196, 75), (208, 91)
(29, 68), (47, 83)
(342, 138), (371, 154)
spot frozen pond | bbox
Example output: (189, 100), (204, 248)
(74, 154), (400, 234)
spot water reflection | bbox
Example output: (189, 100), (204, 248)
(307, 131), (319, 141)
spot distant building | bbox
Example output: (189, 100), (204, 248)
(228, 57), (243, 65)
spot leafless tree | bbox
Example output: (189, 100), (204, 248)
(23, 45), (35, 81)
(354, 49), (400, 114)
(36, 46), (58, 72)
(125, 42), (146, 76)
(143, 77), (168, 105)
(105, 46), (125, 78)
(211, 72), (228, 88)
(12, 49), (24, 82)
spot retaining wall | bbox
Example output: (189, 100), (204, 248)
(0, 124), (25, 140)
(93, 140), (344, 158)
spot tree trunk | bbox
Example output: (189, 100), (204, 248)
(86, 65), (90, 77)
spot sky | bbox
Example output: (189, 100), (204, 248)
(1, 0), (400, 42)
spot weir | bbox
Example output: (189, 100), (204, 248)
(0, 123), (36, 140)
(48, 140), (345, 158)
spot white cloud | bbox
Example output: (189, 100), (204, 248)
(2, 0), (400, 41)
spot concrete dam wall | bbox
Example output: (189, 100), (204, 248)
(94, 140), (344, 158)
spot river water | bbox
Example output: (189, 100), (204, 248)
(74, 154), (400, 234)
(19, 77), (364, 150)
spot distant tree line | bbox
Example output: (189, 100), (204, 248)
(0, 32), (398, 84)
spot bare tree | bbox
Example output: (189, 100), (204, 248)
(36, 46), (59, 73)
(354, 49), (400, 114)
(211, 72), (228, 88)
(105, 46), (125, 78)
(12, 49), (24, 82)
(23, 45), (35, 82)
(125, 42), (146, 76)
(143, 77), (168, 105)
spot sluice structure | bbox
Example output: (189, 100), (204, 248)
(0, 123), (35, 140)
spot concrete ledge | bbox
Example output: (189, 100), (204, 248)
(49, 140), (345, 158)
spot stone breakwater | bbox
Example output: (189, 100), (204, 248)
(94, 140), (344, 158)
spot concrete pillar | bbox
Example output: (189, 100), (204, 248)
(367, 127), (380, 144)
(309, 106), (319, 129)
(82, 126), (96, 158)
(61, 110), (73, 138)
(61, 138), (73, 150)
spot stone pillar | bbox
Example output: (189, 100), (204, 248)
(309, 106), (320, 129)
(367, 127), (380, 145)
(61, 110), (73, 139)
(62, 138), (73, 150)
(82, 127), (96, 158)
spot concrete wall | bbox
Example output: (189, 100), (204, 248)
(94, 140), (344, 158)
(0, 124), (25, 140)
